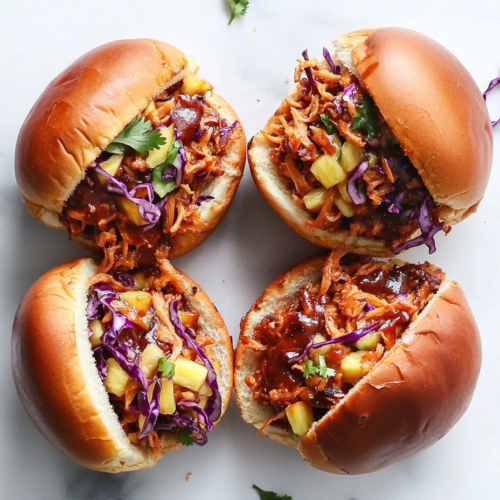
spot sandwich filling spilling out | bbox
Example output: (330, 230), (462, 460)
(243, 252), (444, 437)
(86, 252), (221, 457)
(60, 75), (241, 270)
(260, 49), (449, 253)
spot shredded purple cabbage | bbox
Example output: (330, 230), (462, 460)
(109, 271), (134, 288)
(482, 75), (500, 128)
(346, 161), (370, 205)
(392, 194), (444, 254)
(322, 47), (341, 75)
(156, 412), (208, 445)
(288, 322), (383, 365)
(364, 303), (376, 312)
(138, 379), (161, 439)
(178, 400), (215, 432)
(169, 300), (222, 422)
(302, 50), (318, 93)
(87, 285), (150, 390)
(195, 196), (215, 206)
(160, 132), (187, 187)
(220, 120), (239, 138)
(95, 166), (161, 224)
(343, 83), (357, 103)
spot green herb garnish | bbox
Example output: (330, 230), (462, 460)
(106, 117), (166, 155)
(157, 357), (175, 377)
(227, 0), (249, 25)
(253, 485), (292, 500)
(320, 113), (336, 135)
(351, 94), (379, 139)
(179, 428), (194, 446)
(303, 355), (336, 379)
(151, 139), (183, 197)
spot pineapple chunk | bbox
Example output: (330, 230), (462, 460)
(309, 334), (329, 365)
(139, 344), (164, 378)
(173, 357), (208, 392)
(120, 291), (153, 313)
(100, 154), (123, 176)
(89, 319), (104, 347)
(303, 187), (329, 213)
(160, 378), (176, 414)
(198, 382), (213, 409)
(337, 180), (352, 204)
(146, 125), (174, 169)
(143, 100), (156, 116)
(339, 142), (365, 172)
(103, 359), (131, 397)
(333, 190), (355, 218)
(133, 272), (154, 290)
(178, 310), (199, 329)
(286, 402), (315, 436)
(330, 133), (342, 153)
(354, 332), (381, 351)
(367, 153), (378, 167)
(117, 197), (148, 226)
(181, 75), (213, 96)
(340, 351), (370, 385)
(311, 154), (346, 189)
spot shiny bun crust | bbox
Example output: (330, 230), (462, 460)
(234, 254), (481, 474)
(12, 258), (233, 472)
(248, 27), (493, 254)
(344, 27), (493, 223)
(15, 39), (246, 258)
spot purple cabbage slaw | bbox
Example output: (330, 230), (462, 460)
(346, 161), (370, 204)
(88, 286), (218, 444)
(87, 285), (151, 390)
(344, 157), (445, 254)
(288, 322), (383, 365)
(343, 83), (357, 103)
(94, 165), (161, 224)
(323, 47), (341, 75)
(302, 50), (318, 93)
(169, 300), (222, 423)
(160, 130), (187, 187)
(195, 195), (215, 206)
(483, 75), (500, 128)
(393, 194), (445, 254)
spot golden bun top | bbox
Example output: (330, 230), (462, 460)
(346, 28), (493, 220)
(15, 39), (189, 218)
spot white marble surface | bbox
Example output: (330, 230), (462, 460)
(1, 0), (499, 498)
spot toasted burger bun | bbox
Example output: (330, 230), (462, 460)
(15, 39), (246, 259)
(12, 258), (233, 472)
(248, 28), (493, 256)
(234, 254), (481, 474)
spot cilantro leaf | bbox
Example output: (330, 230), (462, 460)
(303, 355), (335, 379)
(318, 355), (336, 378)
(320, 113), (337, 135)
(179, 428), (194, 446)
(253, 485), (292, 500)
(351, 94), (379, 139)
(152, 163), (176, 198)
(105, 117), (166, 156)
(166, 139), (182, 165)
(157, 357), (175, 377)
(303, 359), (320, 378)
(227, 0), (249, 25)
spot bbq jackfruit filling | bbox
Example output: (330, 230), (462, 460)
(243, 253), (444, 436)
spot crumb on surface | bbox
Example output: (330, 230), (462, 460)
(186, 472), (192, 481)
(257, 99), (260, 102)
(286, 77), (290, 83)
